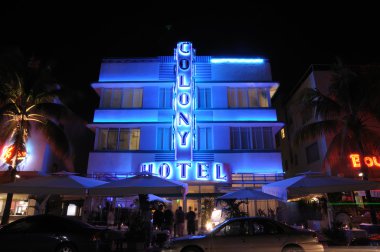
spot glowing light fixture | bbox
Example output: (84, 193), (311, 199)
(2, 145), (27, 165)
(211, 58), (264, 64)
(280, 128), (286, 139)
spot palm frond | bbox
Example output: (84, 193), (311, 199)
(0, 124), (16, 147)
(323, 132), (359, 171)
(359, 127), (380, 156)
(294, 120), (341, 146)
(32, 103), (69, 121)
(33, 88), (63, 102)
(36, 120), (71, 160)
(297, 88), (343, 120)
(0, 103), (18, 117)
(323, 132), (345, 170)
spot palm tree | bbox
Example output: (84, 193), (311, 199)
(0, 54), (72, 224)
(294, 62), (380, 224)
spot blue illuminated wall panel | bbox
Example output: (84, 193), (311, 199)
(211, 86), (228, 108)
(213, 126), (230, 149)
(195, 109), (278, 122)
(143, 87), (160, 108)
(93, 110), (173, 123)
(140, 126), (156, 150)
(88, 152), (155, 174)
(214, 152), (283, 174)
(99, 61), (160, 82)
(211, 64), (272, 81)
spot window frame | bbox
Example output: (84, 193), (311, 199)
(97, 128), (140, 151)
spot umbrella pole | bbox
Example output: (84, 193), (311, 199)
(246, 199), (249, 216)
(39, 194), (51, 214)
(183, 193), (187, 214)
(325, 193), (333, 229)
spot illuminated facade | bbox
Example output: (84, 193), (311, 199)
(87, 42), (284, 208)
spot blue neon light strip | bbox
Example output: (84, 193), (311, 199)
(211, 58), (264, 64)
(195, 109), (278, 122)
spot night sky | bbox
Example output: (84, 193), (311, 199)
(1, 2), (379, 121)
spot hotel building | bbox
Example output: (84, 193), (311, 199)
(87, 42), (284, 213)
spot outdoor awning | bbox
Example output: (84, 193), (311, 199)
(0, 174), (108, 195)
(262, 173), (380, 201)
(89, 174), (188, 196)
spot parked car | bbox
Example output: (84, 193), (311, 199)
(162, 217), (325, 252)
(0, 214), (124, 252)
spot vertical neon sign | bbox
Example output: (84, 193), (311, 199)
(175, 42), (194, 161)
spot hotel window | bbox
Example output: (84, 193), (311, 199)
(198, 88), (211, 108)
(198, 127), (212, 150)
(230, 127), (274, 150)
(228, 87), (269, 108)
(157, 128), (172, 150)
(159, 88), (172, 108)
(111, 89), (123, 108)
(306, 142), (319, 164)
(97, 128), (140, 150)
(101, 88), (143, 108)
(122, 88), (143, 108)
(119, 129), (140, 150)
(107, 128), (118, 150)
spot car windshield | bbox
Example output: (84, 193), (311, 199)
(60, 216), (95, 229)
(210, 219), (237, 233)
(209, 218), (297, 235)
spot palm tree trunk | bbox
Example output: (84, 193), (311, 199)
(1, 167), (16, 225)
(362, 165), (377, 224)
(358, 141), (378, 224)
(1, 124), (23, 225)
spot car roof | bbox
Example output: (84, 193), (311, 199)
(6, 214), (94, 228)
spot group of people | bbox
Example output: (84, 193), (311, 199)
(152, 205), (197, 237)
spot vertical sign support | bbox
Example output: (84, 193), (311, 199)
(174, 42), (194, 161)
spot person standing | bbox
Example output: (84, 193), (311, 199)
(186, 206), (196, 235)
(107, 206), (115, 227)
(175, 206), (185, 237)
(153, 205), (164, 230)
(163, 207), (174, 236)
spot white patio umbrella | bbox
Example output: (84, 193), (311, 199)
(88, 173), (188, 196)
(217, 188), (280, 216)
(217, 188), (280, 201)
(0, 173), (108, 195)
(147, 194), (171, 203)
(262, 173), (380, 202)
(130, 194), (171, 203)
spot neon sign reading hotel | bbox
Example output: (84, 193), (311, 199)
(140, 42), (229, 182)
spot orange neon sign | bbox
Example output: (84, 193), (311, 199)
(349, 154), (380, 168)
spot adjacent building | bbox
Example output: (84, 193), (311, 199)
(87, 42), (284, 214)
(273, 64), (380, 181)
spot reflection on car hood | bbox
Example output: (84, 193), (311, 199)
(172, 235), (206, 242)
